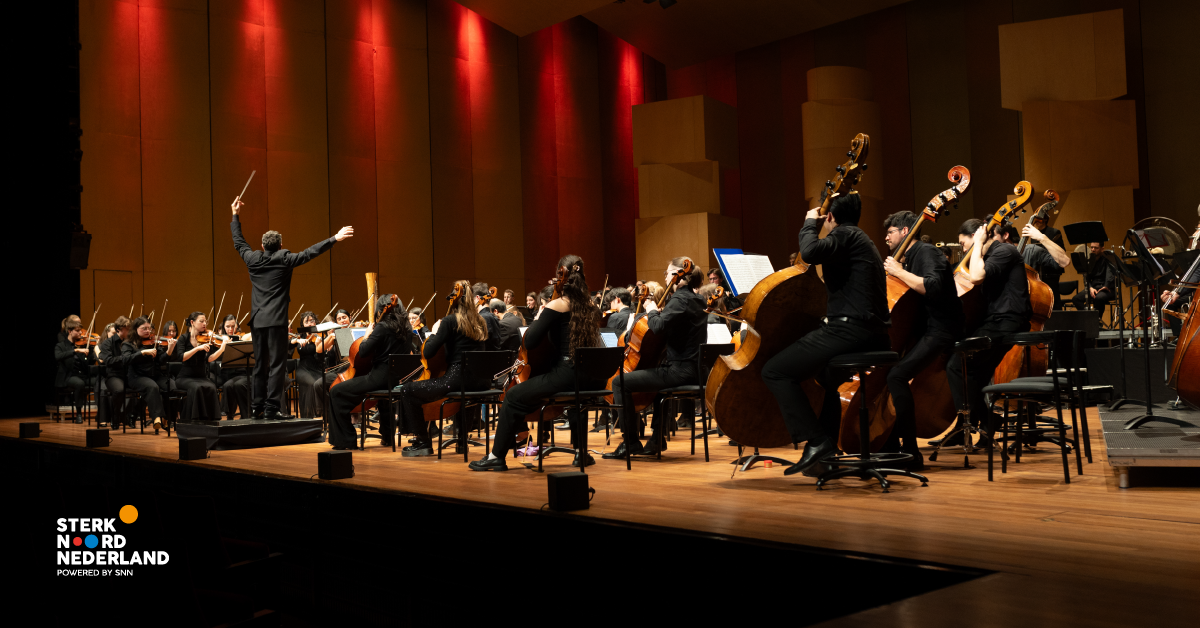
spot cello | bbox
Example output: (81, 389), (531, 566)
(613, 259), (696, 411)
(416, 281), (468, 422)
(837, 166), (972, 452)
(706, 134), (869, 448)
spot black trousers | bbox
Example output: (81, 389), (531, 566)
(250, 325), (289, 414)
(886, 330), (955, 446)
(100, 376), (126, 426)
(296, 367), (325, 418)
(64, 375), (88, 414)
(329, 369), (393, 449)
(762, 320), (890, 444)
(397, 362), (482, 438)
(126, 376), (166, 420)
(614, 361), (696, 444)
(946, 316), (1029, 427)
(221, 375), (251, 419)
(490, 360), (599, 460)
(1072, 288), (1113, 312)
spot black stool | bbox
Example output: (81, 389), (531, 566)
(817, 351), (928, 492)
(929, 336), (992, 467)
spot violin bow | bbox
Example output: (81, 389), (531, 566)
(238, 311), (249, 325)
(418, 292), (436, 319)
(210, 291), (226, 324)
(287, 303), (305, 329)
(598, 274), (609, 308)
(233, 293), (243, 327)
(322, 302), (339, 322)
(349, 296), (371, 325)
(158, 299), (167, 330)
(84, 304), (101, 339)
(138, 303), (144, 319)
(128, 304), (135, 319)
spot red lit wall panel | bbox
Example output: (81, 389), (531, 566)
(597, 27), (643, 287)
(518, 28), (559, 294)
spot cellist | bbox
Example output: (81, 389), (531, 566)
(762, 194), (891, 477)
(945, 218), (1031, 441)
(881, 211), (963, 469)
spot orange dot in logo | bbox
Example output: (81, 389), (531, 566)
(119, 505), (138, 524)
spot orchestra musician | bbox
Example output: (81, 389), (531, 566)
(174, 311), (225, 422)
(230, 196), (352, 420)
(395, 281), (488, 456)
(473, 283), (503, 351)
(97, 316), (132, 427)
(881, 211), (963, 468)
(763, 194), (891, 477)
(503, 303), (526, 326)
(470, 255), (602, 471)
(525, 292), (537, 310)
(294, 312), (326, 419)
(503, 289), (515, 307)
(408, 307), (428, 349)
(121, 316), (175, 433)
(54, 317), (91, 421)
(59, 314), (82, 345)
(489, 299), (522, 352)
(327, 294), (413, 450)
(603, 256), (707, 460)
(604, 288), (632, 332)
(215, 314), (251, 420)
(1021, 223), (1070, 310)
(1072, 242), (1116, 313)
(95, 322), (115, 363)
(945, 218), (1032, 440)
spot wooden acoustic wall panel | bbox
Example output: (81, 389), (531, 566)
(801, 100), (883, 202)
(1023, 100), (1138, 192)
(455, 0), (613, 37)
(632, 95), (738, 168)
(518, 27), (559, 294)
(467, 9), (524, 295)
(326, 0), (379, 317)
(79, 0), (142, 313)
(999, 9), (1126, 111)
(780, 33), (815, 248)
(374, 0), (434, 303)
(210, 0), (267, 328)
(597, 27), (645, 287)
(265, 0), (332, 320)
(807, 65), (872, 101)
(139, 0), (213, 320)
(734, 40), (786, 269)
(637, 161), (720, 217)
(635, 213), (741, 281)
(428, 0), (475, 291)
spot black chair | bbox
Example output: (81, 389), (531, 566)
(284, 359), (300, 418)
(929, 336), (992, 467)
(360, 354), (425, 451)
(163, 362), (187, 436)
(981, 331), (1072, 483)
(816, 351), (928, 492)
(525, 347), (626, 472)
(999, 329), (1092, 467)
(659, 343), (734, 462)
(1058, 280), (1079, 307)
(438, 351), (515, 462)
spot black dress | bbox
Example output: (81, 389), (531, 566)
(174, 333), (222, 421)
(296, 336), (326, 419)
(120, 339), (170, 420)
(54, 335), (90, 414)
(397, 315), (487, 439)
(328, 324), (413, 449)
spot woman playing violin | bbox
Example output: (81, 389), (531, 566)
(54, 317), (92, 421)
(294, 311), (326, 419)
(174, 311), (225, 422)
(470, 255), (603, 472)
(215, 314), (251, 420)
(408, 306), (428, 350)
(395, 281), (488, 456)
(120, 316), (176, 433)
(328, 294), (414, 450)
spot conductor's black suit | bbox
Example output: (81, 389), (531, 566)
(232, 217), (337, 416)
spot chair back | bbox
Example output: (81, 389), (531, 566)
(1057, 280), (1078, 296)
(461, 351), (516, 387)
(698, 343), (735, 385)
(285, 358), (298, 374)
(387, 353), (424, 388)
(573, 347), (626, 384)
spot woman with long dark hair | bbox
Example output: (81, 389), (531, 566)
(294, 311), (326, 419)
(395, 280), (489, 456)
(175, 311), (224, 421)
(328, 294), (414, 450)
(470, 254), (602, 471)
(120, 316), (176, 433)
(214, 314), (251, 419)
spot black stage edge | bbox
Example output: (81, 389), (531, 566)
(3, 436), (986, 628)
(174, 417), (325, 450)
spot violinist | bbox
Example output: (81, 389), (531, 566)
(120, 316), (175, 433)
(174, 311), (225, 421)
(97, 316), (132, 427)
(763, 194), (891, 477)
(604, 288), (632, 332)
(328, 294), (413, 450)
(294, 312), (326, 419)
(945, 218), (1032, 439)
(489, 299), (522, 352)
(95, 323), (115, 363)
(395, 281), (488, 456)
(1072, 242), (1116, 312)
(59, 314), (82, 345)
(54, 318), (91, 421)
(473, 283), (503, 351)
(881, 211), (963, 468)
(470, 255), (603, 471)
(603, 256), (707, 460)
(216, 315), (251, 420)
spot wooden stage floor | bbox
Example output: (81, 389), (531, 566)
(5, 407), (1198, 627)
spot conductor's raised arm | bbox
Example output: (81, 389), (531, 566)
(284, 226), (353, 268)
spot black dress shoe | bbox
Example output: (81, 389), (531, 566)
(250, 410), (265, 420)
(901, 447), (926, 471)
(602, 441), (644, 460)
(784, 438), (838, 476)
(639, 438), (667, 457)
(573, 452), (596, 467)
(402, 442), (434, 457)
(264, 411), (284, 421)
(468, 456), (508, 472)
(331, 444), (356, 451)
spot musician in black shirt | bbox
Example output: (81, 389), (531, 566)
(763, 194), (891, 476)
(294, 312), (326, 419)
(1072, 242), (1116, 312)
(489, 299), (523, 352)
(604, 288), (632, 332)
(604, 256), (707, 460)
(54, 318), (91, 421)
(214, 315), (251, 420)
(1021, 224), (1069, 310)
(473, 283), (504, 351)
(882, 212), (963, 468)
(946, 219), (1032, 433)
(96, 316), (132, 427)
(121, 316), (175, 433)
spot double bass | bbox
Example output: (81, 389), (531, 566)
(706, 134), (869, 448)
(837, 166), (972, 452)
(992, 189), (1056, 387)
(1165, 251), (1200, 407)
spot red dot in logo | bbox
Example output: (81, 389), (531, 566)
(72, 537), (82, 546)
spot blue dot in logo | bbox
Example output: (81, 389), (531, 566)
(84, 534), (98, 549)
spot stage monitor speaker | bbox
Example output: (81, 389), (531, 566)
(179, 437), (207, 460)
(547, 472), (593, 511)
(86, 428), (109, 448)
(69, 230), (92, 270)
(19, 422), (40, 438)
(318, 450), (353, 480)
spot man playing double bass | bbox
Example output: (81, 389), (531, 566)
(882, 211), (963, 469)
(230, 198), (353, 420)
(763, 194), (891, 477)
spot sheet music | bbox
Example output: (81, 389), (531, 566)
(315, 321), (341, 332)
(706, 323), (733, 345)
(600, 332), (619, 348)
(714, 248), (776, 296)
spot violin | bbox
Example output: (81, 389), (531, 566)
(75, 305), (102, 348)
(501, 268), (569, 423)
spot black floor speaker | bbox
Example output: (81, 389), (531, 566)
(548, 472), (592, 511)
(86, 428), (109, 448)
(318, 450), (353, 480)
(179, 437), (208, 460)
(19, 422), (40, 438)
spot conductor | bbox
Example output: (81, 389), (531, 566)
(231, 197), (353, 419)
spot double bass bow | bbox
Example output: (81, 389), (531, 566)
(706, 133), (869, 449)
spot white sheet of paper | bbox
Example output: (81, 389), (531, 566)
(315, 321), (341, 332)
(718, 253), (775, 295)
(600, 332), (619, 348)
(744, 255), (776, 286)
(519, 327), (527, 337)
(706, 323), (733, 345)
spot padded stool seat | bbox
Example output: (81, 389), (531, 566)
(954, 336), (991, 353)
(661, 385), (701, 395)
(982, 381), (1057, 395)
(829, 351), (899, 369)
(1003, 331), (1054, 345)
